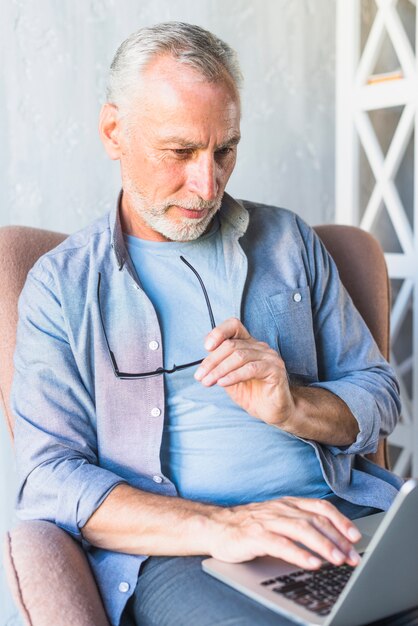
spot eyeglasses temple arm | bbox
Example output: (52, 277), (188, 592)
(97, 272), (120, 375)
(179, 255), (216, 329)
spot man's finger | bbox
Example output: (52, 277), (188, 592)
(282, 497), (362, 544)
(266, 515), (361, 567)
(196, 348), (274, 385)
(214, 360), (273, 387)
(258, 533), (324, 570)
(204, 317), (251, 351)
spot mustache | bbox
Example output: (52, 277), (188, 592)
(163, 198), (219, 211)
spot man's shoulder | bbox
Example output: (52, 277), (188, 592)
(237, 198), (312, 240)
(48, 212), (110, 257)
(239, 198), (292, 215)
(29, 212), (111, 283)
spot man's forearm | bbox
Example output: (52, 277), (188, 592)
(81, 483), (218, 555)
(280, 386), (359, 446)
(81, 483), (363, 570)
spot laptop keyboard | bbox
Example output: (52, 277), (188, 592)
(260, 561), (356, 617)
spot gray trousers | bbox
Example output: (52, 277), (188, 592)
(121, 496), (412, 626)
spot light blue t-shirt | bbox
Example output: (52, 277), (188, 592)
(126, 217), (331, 505)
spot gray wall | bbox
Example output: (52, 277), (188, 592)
(1, 0), (336, 233)
(0, 2), (336, 624)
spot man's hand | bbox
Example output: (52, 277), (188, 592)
(194, 317), (359, 446)
(195, 317), (294, 426)
(207, 496), (362, 569)
(82, 485), (362, 570)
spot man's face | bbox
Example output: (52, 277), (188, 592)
(113, 55), (241, 242)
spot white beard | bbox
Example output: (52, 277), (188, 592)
(125, 183), (223, 242)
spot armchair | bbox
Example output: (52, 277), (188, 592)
(0, 226), (109, 626)
(1, 223), (391, 625)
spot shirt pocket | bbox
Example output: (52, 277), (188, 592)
(266, 286), (318, 383)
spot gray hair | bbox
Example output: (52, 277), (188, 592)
(106, 22), (243, 110)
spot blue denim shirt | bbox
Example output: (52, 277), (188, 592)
(12, 193), (403, 626)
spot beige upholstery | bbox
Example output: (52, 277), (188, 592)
(314, 225), (391, 469)
(0, 226), (110, 626)
(0, 223), (391, 625)
(314, 225), (391, 363)
(0, 226), (67, 440)
(4, 521), (110, 626)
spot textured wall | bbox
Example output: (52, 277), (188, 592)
(0, 2), (336, 624)
(1, 0), (336, 234)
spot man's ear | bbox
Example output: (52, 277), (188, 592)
(99, 103), (123, 160)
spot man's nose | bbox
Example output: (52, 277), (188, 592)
(186, 154), (219, 201)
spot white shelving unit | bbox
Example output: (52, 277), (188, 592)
(336, 0), (418, 476)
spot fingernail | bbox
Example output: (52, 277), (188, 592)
(308, 556), (322, 568)
(348, 526), (361, 541)
(194, 367), (205, 380)
(205, 337), (215, 350)
(349, 549), (361, 564)
(332, 549), (345, 563)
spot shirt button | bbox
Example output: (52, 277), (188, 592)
(151, 407), (161, 417)
(153, 475), (163, 484)
(149, 340), (159, 350)
(118, 582), (130, 593)
(293, 292), (302, 303)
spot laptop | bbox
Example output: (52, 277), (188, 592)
(202, 479), (418, 626)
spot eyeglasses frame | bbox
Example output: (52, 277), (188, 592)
(97, 255), (216, 380)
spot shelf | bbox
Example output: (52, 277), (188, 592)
(336, 0), (418, 477)
(357, 78), (416, 111)
(367, 70), (403, 84)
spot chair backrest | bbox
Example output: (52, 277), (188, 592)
(0, 226), (67, 440)
(0, 224), (390, 467)
(314, 224), (391, 468)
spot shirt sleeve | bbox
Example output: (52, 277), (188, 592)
(12, 261), (127, 541)
(297, 217), (401, 457)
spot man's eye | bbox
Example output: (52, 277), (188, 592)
(173, 148), (193, 158)
(216, 147), (233, 157)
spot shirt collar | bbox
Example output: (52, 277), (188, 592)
(108, 190), (249, 270)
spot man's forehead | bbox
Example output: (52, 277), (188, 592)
(137, 54), (240, 104)
(127, 57), (241, 143)
(156, 131), (241, 147)
(142, 53), (232, 85)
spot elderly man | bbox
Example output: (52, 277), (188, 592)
(13, 22), (403, 626)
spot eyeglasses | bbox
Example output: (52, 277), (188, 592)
(97, 256), (216, 379)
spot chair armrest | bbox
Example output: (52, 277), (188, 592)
(3, 520), (110, 626)
(365, 439), (390, 470)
